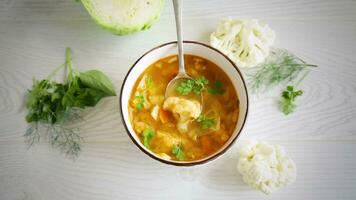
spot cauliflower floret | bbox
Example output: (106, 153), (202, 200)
(210, 19), (275, 68)
(163, 97), (201, 121)
(163, 97), (201, 133)
(237, 141), (296, 194)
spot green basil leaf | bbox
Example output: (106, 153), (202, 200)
(81, 88), (106, 107)
(79, 70), (116, 96)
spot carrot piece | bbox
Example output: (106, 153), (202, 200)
(159, 109), (171, 124)
(201, 136), (213, 154)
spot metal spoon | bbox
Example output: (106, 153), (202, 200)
(165, 0), (203, 106)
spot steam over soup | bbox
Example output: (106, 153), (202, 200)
(129, 55), (239, 161)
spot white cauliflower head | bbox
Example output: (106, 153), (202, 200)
(163, 97), (201, 133)
(210, 19), (275, 68)
(237, 141), (296, 194)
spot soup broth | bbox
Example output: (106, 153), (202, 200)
(129, 55), (239, 161)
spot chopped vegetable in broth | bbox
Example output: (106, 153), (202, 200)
(129, 55), (239, 161)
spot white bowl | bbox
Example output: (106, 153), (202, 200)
(120, 41), (249, 166)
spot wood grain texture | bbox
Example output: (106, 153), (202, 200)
(0, 0), (355, 199)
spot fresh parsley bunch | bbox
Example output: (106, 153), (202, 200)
(25, 48), (116, 157)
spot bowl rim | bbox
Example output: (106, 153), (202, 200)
(119, 40), (249, 166)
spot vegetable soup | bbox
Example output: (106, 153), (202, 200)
(129, 55), (239, 161)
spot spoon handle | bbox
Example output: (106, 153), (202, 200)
(173, 0), (186, 76)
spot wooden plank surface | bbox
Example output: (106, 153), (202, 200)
(0, 0), (355, 199)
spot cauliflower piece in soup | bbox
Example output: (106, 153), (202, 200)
(163, 97), (201, 133)
(150, 105), (160, 121)
(237, 141), (297, 194)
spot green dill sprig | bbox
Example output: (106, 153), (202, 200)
(248, 49), (317, 93)
(25, 119), (83, 157)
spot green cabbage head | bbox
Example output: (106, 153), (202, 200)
(81, 0), (165, 35)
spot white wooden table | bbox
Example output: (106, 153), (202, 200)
(1, 0), (356, 199)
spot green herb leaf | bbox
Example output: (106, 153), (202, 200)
(208, 80), (225, 94)
(176, 76), (208, 95)
(193, 76), (209, 95)
(25, 79), (67, 124)
(134, 95), (145, 110)
(197, 115), (216, 129)
(279, 85), (303, 115)
(143, 128), (155, 149)
(79, 70), (116, 96)
(176, 79), (194, 95)
(51, 92), (61, 102)
(73, 87), (107, 108)
(172, 144), (185, 161)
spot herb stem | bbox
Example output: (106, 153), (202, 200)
(65, 47), (74, 83)
(305, 64), (318, 68)
(47, 64), (65, 80)
(287, 63), (318, 68)
(292, 53), (318, 68)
